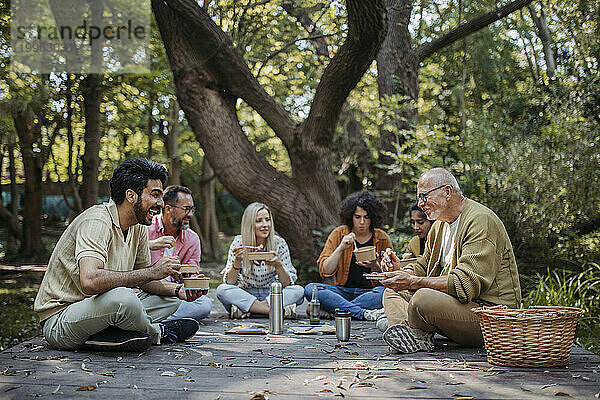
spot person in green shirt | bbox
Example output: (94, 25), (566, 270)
(380, 168), (521, 353)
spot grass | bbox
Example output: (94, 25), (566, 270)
(522, 262), (600, 355)
(0, 271), (43, 351)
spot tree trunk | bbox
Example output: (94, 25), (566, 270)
(528, 3), (555, 78)
(375, 0), (419, 220)
(81, 0), (104, 209)
(12, 106), (46, 262)
(164, 98), (181, 185)
(66, 74), (83, 215)
(147, 92), (156, 159)
(198, 158), (221, 261)
(152, 0), (387, 268)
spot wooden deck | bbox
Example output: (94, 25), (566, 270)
(1, 295), (599, 399)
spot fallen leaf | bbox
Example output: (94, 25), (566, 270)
(555, 392), (573, 398)
(542, 383), (558, 390)
(319, 389), (333, 393)
(161, 371), (177, 376)
(407, 386), (427, 390)
(177, 367), (192, 373)
(446, 382), (465, 385)
(452, 394), (473, 399)
(4, 385), (22, 392)
(249, 394), (265, 400)
(52, 385), (60, 394)
(76, 385), (96, 391)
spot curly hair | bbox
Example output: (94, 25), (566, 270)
(339, 190), (386, 231)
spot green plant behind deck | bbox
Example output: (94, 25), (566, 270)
(523, 263), (600, 355)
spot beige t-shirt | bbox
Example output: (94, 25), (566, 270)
(34, 200), (151, 322)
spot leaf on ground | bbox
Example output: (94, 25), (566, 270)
(446, 381), (465, 385)
(4, 385), (22, 392)
(354, 382), (375, 388)
(75, 385), (96, 391)
(555, 392), (573, 398)
(452, 393), (473, 399)
(184, 376), (195, 382)
(542, 383), (558, 390)
(406, 386), (427, 390)
(81, 363), (93, 372)
(318, 389), (333, 393)
(344, 351), (359, 356)
(208, 362), (224, 368)
(249, 394), (265, 400)
(161, 371), (177, 376)
(177, 367), (192, 373)
(51, 385), (60, 394)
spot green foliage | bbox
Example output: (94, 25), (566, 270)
(522, 263), (600, 354)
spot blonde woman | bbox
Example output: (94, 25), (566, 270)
(216, 202), (304, 319)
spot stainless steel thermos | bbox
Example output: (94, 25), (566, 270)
(269, 282), (283, 334)
(335, 309), (351, 341)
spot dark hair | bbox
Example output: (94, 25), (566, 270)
(163, 185), (193, 205)
(409, 202), (427, 219)
(339, 190), (386, 230)
(110, 158), (168, 204)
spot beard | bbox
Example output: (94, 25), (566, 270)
(171, 214), (190, 231)
(133, 196), (152, 226)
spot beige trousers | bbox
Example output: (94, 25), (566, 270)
(383, 287), (483, 347)
(42, 287), (181, 349)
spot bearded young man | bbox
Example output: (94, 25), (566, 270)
(34, 158), (203, 352)
(380, 168), (521, 353)
(148, 185), (211, 321)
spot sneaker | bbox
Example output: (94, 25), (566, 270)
(230, 304), (251, 319)
(159, 318), (199, 344)
(83, 326), (153, 352)
(383, 324), (435, 353)
(284, 304), (297, 319)
(363, 308), (386, 321)
(376, 317), (388, 332)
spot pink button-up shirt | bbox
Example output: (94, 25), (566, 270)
(148, 216), (202, 275)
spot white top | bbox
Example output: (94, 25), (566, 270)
(440, 214), (461, 275)
(221, 234), (297, 289)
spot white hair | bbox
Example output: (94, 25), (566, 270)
(420, 168), (462, 194)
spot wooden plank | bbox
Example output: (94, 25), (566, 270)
(1, 319), (598, 399)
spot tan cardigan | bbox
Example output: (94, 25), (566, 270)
(405, 199), (521, 307)
(404, 236), (422, 258)
(318, 225), (393, 286)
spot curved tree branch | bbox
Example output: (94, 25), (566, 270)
(159, 0), (296, 148)
(303, 0), (387, 148)
(413, 0), (534, 62)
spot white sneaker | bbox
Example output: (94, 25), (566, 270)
(229, 304), (250, 319)
(383, 324), (435, 353)
(376, 317), (388, 332)
(363, 308), (386, 321)
(284, 304), (297, 319)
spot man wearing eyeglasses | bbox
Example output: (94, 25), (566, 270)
(148, 185), (212, 322)
(380, 168), (521, 353)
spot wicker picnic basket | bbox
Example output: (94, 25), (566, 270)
(472, 305), (584, 367)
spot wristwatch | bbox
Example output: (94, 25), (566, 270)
(174, 284), (183, 298)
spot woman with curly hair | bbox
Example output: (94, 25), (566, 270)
(304, 191), (392, 320)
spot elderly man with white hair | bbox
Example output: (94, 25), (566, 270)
(379, 168), (521, 353)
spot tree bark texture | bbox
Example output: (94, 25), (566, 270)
(198, 157), (221, 261)
(164, 98), (181, 186)
(528, 3), (555, 79)
(80, 1), (104, 209)
(152, 0), (387, 266)
(12, 106), (46, 261)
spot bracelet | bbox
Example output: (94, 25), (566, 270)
(174, 284), (183, 297)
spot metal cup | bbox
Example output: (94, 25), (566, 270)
(335, 309), (351, 342)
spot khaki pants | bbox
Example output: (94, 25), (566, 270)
(383, 287), (483, 347)
(42, 287), (181, 349)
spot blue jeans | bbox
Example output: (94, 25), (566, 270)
(304, 283), (385, 320)
(164, 296), (212, 322)
(216, 284), (305, 313)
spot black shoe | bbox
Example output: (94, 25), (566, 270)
(83, 326), (153, 352)
(159, 318), (199, 344)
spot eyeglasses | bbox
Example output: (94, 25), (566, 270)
(167, 204), (196, 215)
(417, 185), (448, 203)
